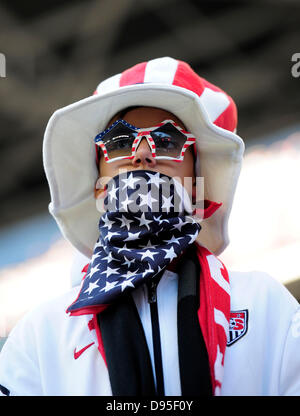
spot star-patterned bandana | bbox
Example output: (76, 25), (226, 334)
(67, 170), (201, 315)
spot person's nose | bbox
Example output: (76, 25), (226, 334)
(132, 137), (156, 168)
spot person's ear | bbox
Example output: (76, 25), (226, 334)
(94, 177), (105, 199)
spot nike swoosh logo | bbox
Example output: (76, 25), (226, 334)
(74, 342), (95, 360)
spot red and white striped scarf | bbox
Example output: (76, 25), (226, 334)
(195, 243), (230, 395)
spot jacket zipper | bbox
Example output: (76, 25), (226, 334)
(147, 278), (165, 396)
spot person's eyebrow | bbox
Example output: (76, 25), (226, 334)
(106, 119), (140, 130)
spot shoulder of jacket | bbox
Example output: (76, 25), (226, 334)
(227, 269), (299, 313)
(228, 269), (288, 291)
(8, 285), (82, 338)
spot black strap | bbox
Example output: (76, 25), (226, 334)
(0, 384), (10, 396)
(177, 246), (212, 395)
(98, 293), (156, 396)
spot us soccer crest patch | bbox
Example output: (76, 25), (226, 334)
(227, 310), (248, 346)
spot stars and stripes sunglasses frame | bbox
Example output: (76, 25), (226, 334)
(94, 119), (196, 164)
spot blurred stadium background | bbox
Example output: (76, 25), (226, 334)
(0, 0), (300, 347)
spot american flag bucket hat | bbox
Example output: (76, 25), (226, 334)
(43, 57), (244, 258)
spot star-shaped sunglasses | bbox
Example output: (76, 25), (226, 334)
(94, 119), (196, 163)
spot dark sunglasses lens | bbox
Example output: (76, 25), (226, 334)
(102, 123), (137, 159)
(150, 123), (186, 158)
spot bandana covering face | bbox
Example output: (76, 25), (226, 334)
(67, 170), (201, 315)
(67, 169), (231, 395)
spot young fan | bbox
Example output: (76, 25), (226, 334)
(1, 57), (300, 396)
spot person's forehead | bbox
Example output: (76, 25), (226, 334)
(106, 106), (186, 129)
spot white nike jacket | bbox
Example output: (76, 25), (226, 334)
(1, 269), (300, 396)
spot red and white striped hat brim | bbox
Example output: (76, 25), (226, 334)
(43, 57), (244, 258)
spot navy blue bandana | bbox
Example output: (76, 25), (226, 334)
(67, 170), (201, 314)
